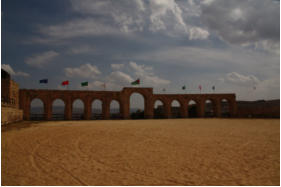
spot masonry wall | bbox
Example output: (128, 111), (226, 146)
(236, 100), (280, 118)
(2, 79), (20, 108)
(19, 88), (237, 120)
(1, 106), (23, 125)
(1, 75), (22, 124)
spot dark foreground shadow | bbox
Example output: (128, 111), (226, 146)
(1, 121), (41, 132)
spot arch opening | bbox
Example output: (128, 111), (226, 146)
(110, 100), (121, 119)
(30, 98), (45, 120)
(221, 99), (230, 117)
(171, 100), (181, 118)
(205, 99), (215, 117)
(72, 99), (85, 120)
(188, 100), (198, 118)
(91, 99), (103, 119)
(52, 99), (65, 120)
(130, 92), (145, 119)
(154, 100), (165, 119)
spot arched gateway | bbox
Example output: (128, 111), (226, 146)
(19, 87), (237, 120)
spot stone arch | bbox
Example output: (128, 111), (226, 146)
(52, 98), (65, 120)
(72, 99), (85, 120)
(30, 98), (45, 120)
(204, 99), (216, 117)
(188, 100), (199, 118)
(129, 92), (145, 119)
(154, 99), (165, 118)
(171, 99), (181, 118)
(91, 99), (103, 119)
(110, 99), (121, 119)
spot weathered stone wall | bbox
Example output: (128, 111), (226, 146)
(2, 79), (19, 108)
(1, 106), (23, 125)
(237, 100), (280, 118)
(2, 70), (22, 124)
(20, 88), (237, 120)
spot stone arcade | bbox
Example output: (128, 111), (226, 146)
(20, 87), (237, 120)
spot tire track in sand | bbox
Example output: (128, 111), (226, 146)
(28, 135), (89, 185)
(74, 134), (189, 185)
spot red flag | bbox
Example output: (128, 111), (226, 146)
(62, 80), (69, 86)
(199, 85), (202, 91)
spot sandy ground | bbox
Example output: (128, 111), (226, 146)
(1, 119), (280, 185)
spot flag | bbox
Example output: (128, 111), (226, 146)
(162, 88), (166, 92)
(131, 79), (140, 85)
(212, 86), (215, 91)
(62, 80), (69, 86)
(182, 85), (186, 90)
(253, 86), (256, 90)
(81, 81), (88, 87)
(39, 79), (48, 84)
(199, 85), (202, 91)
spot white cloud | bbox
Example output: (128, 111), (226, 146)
(128, 61), (170, 86)
(68, 45), (95, 55)
(111, 64), (125, 70)
(2, 64), (15, 75)
(1, 64), (30, 77)
(200, 0), (280, 53)
(224, 72), (260, 86)
(129, 61), (153, 76)
(189, 27), (209, 40)
(64, 63), (101, 78)
(15, 71), (30, 77)
(25, 51), (59, 68)
(34, 0), (209, 43)
(107, 71), (134, 85)
(38, 18), (121, 40)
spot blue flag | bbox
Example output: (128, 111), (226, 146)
(39, 79), (48, 84)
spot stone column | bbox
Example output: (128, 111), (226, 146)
(215, 99), (221, 118)
(164, 101), (171, 118)
(65, 98), (72, 120)
(198, 100), (205, 118)
(181, 102), (188, 118)
(24, 98), (31, 120)
(121, 98), (130, 119)
(103, 100), (110, 119)
(84, 99), (91, 120)
(45, 101), (52, 120)
(144, 98), (153, 119)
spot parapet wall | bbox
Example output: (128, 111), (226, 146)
(2, 79), (20, 108)
(1, 106), (23, 125)
(19, 88), (237, 120)
(1, 71), (22, 124)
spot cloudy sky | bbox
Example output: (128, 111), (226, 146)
(2, 0), (280, 101)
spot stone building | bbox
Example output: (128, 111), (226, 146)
(1, 69), (23, 124)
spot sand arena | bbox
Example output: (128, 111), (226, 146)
(2, 119), (280, 185)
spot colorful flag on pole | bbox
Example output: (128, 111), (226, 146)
(81, 81), (88, 87)
(62, 80), (69, 86)
(39, 79), (48, 84)
(182, 85), (186, 90)
(131, 79), (140, 85)
(212, 86), (215, 91)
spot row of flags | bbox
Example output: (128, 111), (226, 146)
(181, 85), (214, 91)
(40, 78), (140, 87)
(39, 78), (257, 91)
(39, 78), (210, 92)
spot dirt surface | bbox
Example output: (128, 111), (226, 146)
(2, 119), (280, 185)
